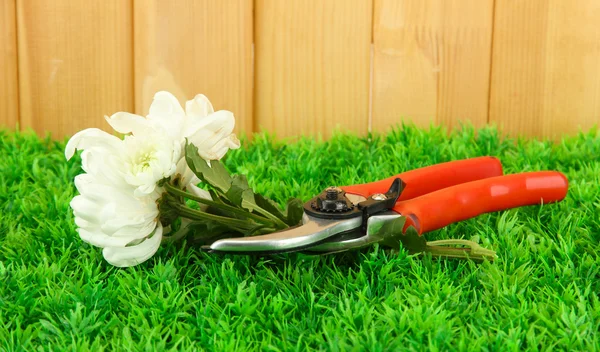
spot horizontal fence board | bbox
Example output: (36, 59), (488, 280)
(372, 0), (493, 133)
(134, 0), (253, 135)
(489, 0), (600, 139)
(1, 0), (18, 130)
(17, 0), (133, 139)
(254, 0), (372, 139)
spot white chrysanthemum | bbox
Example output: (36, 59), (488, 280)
(64, 91), (233, 267)
(65, 127), (181, 197)
(106, 91), (240, 161)
(70, 173), (162, 267)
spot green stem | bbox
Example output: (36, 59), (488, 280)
(168, 201), (260, 231)
(253, 227), (277, 235)
(249, 204), (288, 229)
(164, 183), (275, 226)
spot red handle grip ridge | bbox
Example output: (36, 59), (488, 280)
(393, 171), (569, 235)
(341, 156), (503, 201)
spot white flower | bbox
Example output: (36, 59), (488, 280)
(65, 127), (181, 197)
(121, 130), (181, 196)
(70, 173), (162, 267)
(106, 91), (240, 161)
(65, 130), (177, 267)
(66, 153), (210, 267)
(64, 91), (233, 267)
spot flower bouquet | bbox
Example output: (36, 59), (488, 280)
(66, 91), (302, 267)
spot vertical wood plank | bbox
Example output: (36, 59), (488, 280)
(254, 0), (372, 139)
(1, 0), (18, 130)
(372, 0), (493, 132)
(134, 0), (253, 135)
(17, 0), (133, 139)
(489, 1), (600, 139)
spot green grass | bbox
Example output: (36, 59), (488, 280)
(0, 124), (598, 351)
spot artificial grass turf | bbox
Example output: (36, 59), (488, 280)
(0, 124), (598, 351)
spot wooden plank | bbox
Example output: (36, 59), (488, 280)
(489, 1), (600, 139)
(1, 0), (18, 130)
(254, 0), (372, 139)
(17, 0), (132, 139)
(372, 0), (494, 132)
(134, 0), (253, 135)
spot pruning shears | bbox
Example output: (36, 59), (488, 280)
(203, 157), (568, 261)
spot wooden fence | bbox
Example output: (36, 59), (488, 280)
(1, 0), (599, 140)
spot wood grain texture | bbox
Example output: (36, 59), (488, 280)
(254, 0), (372, 139)
(1, 0), (18, 129)
(134, 0), (253, 135)
(372, 0), (493, 132)
(489, 0), (600, 139)
(17, 0), (132, 139)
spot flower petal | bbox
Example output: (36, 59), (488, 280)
(133, 183), (157, 198)
(74, 173), (160, 206)
(102, 223), (163, 267)
(105, 112), (152, 135)
(100, 212), (158, 238)
(71, 173), (160, 245)
(65, 128), (121, 160)
(148, 91), (185, 116)
(147, 91), (186, 140)
(70, 195), (104, 225)
(78, 227), (141, 248)
(185, 110), (240, 160)
(175, 158), (203, 189)
(203, 134), (241, 160)
(185, 94), (214, 119)
(184, 109), (234, 141)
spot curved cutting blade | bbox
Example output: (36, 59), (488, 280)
(303, 212), (402, 254)
(209, 214), (362, 253)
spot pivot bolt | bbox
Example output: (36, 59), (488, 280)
(310, 186), (354, 213)
(325, 186), (342, 200)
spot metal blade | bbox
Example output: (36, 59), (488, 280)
(209, 213), (362, 253)
(303, 212), (402, 253)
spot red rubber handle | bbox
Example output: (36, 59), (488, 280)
(341, 156), (503, 201)
(393, 171), (569, 235)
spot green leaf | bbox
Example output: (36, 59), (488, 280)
(254, 194), (286, 221)
(174, 204), (271, 242)
(184, 140), (301, 234)
(253, 194), (305, 226)
(226, 175), (257, 211)
(208, 189), (235, 207)
(186, 220), (240, 245)
(284, 198), (304, 226)
(187, 218), (267, 240)
(204, 197), (252, 221)
(225, 184), (244, 206)
(386, 223), (428, 253)
(185, 142), (232, 194)
(369, 216), (429, 253)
